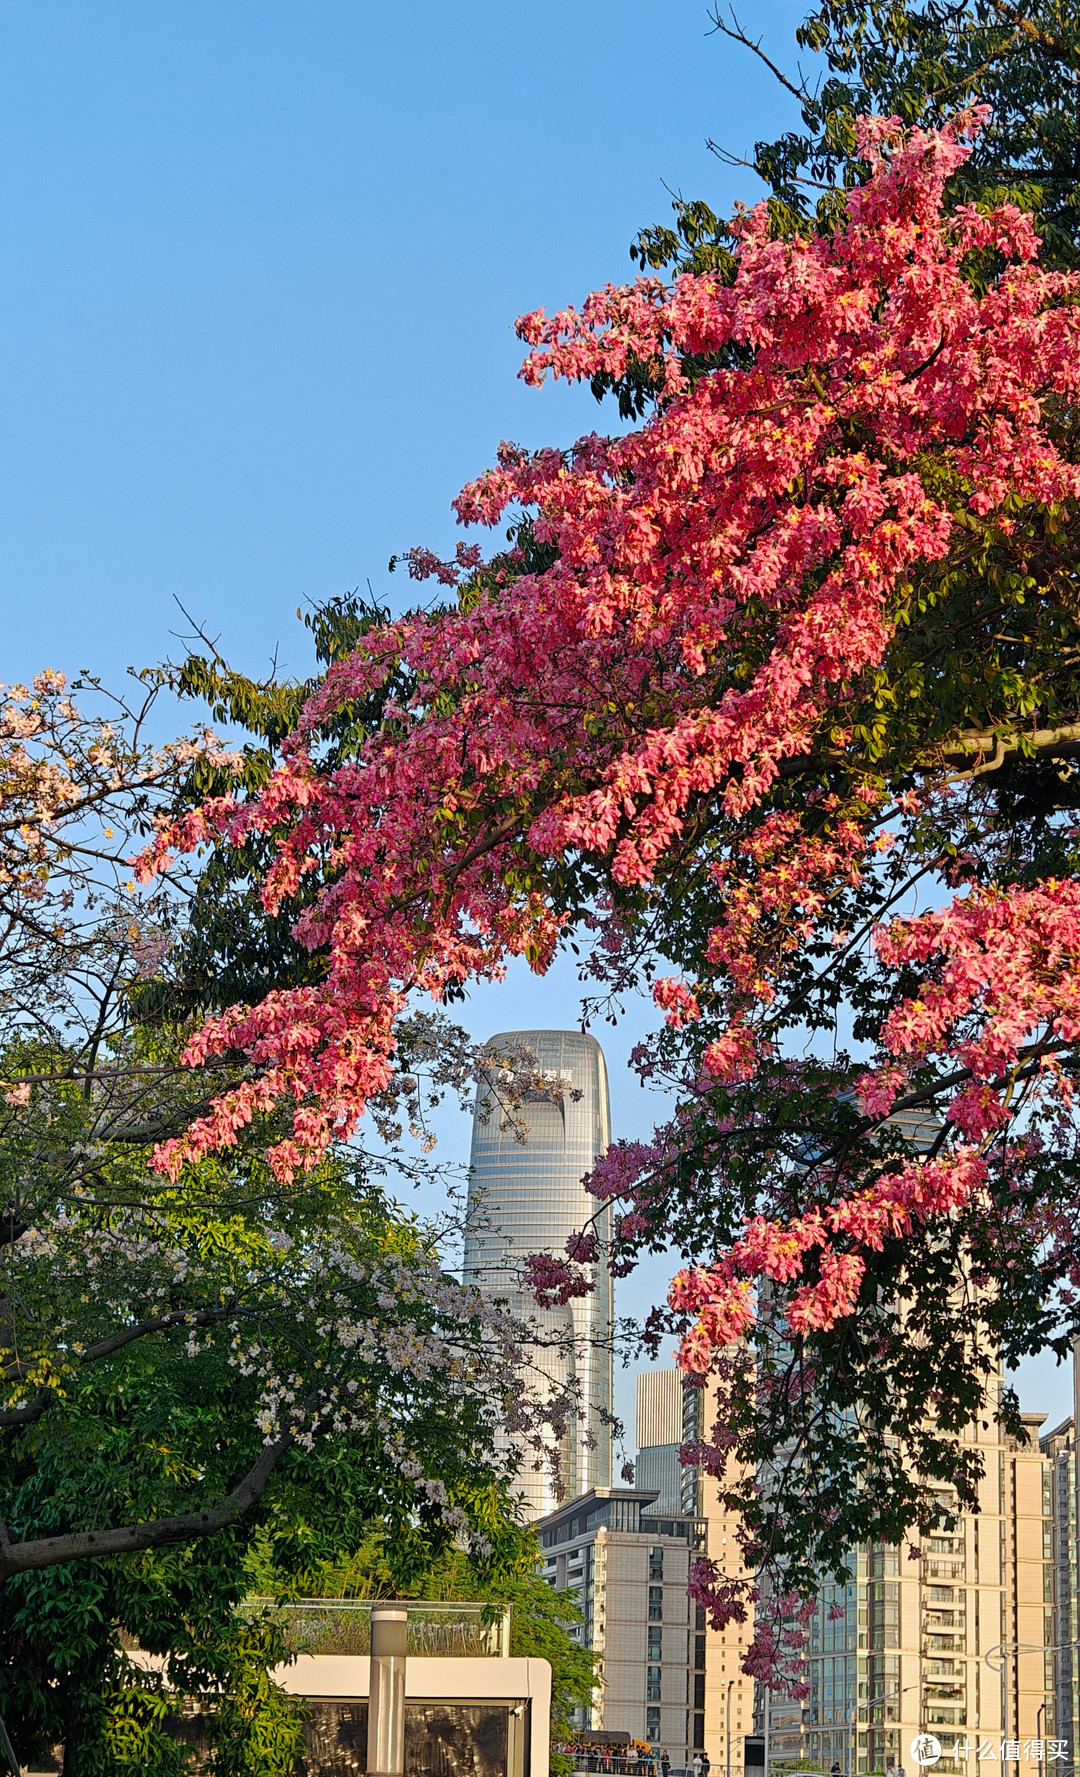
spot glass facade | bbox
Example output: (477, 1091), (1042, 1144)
(758, 1419), (1059, 1776)
(464, 1029), (613, 1518)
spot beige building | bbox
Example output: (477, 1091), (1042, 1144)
(1040, 1415), (1078, 1761)
(605, 1362), (1067, 1775)
(760, 1399), (1060, 1775)
(537, 1485), (701, 1762)
(638, 1369), (758, 1775)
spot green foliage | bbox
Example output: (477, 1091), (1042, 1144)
(610, 0), (1080, 423)
(633, 1), (1080, 280)
(295, 1523), (599, 1767)
(145, 592), (409, 1022)
(1, 1285), (527, 1772)
(0, 815), (528, 1771)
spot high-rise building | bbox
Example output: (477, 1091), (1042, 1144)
(638, 1368), (757, 1773)
(636, 1371), (684, 1516)
(537, 1485), (701, 1763)
(464, 1029), (613, 1518)
(757, 1398), (1059, 1776)
(1042, 1412), (1079, 1757)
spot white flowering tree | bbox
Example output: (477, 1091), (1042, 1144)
(0, 667), (545, 1773)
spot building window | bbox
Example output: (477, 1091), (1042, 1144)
(650, 1547), (664, 1582)
(647, 1666), (662, 1701)
(646, 1707), (661, 1741)
(649, 1585), (664, 1622)
(648, 1627), (663, 1662)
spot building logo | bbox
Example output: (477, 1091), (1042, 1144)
(911, 1736), (943, 1766)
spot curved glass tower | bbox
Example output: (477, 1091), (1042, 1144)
(464, 1029), (613, 1519)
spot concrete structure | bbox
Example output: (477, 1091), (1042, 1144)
(276, 1656), (550, 1777)
(537, 1486), (701, 1762)
(464, 1029), (613, 1517)
(129, 1651), (550, 1777)
(756, 1399), (1060, 1776)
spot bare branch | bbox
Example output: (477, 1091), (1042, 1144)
(706, 5), (813, 103)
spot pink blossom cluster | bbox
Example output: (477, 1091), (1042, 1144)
(688, 1561), (813, 1693)
(136, 113), (1080, 1204)
(669, 1145), (987, 1366)
(867, 880), (1080, 1137)
(652, 976), (701, 1028)
(521, 1251), (596, 1306)
(700, 810), (871, 1074)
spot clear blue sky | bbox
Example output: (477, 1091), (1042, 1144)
(0, 0), (811, 686)
(1, 0), (1068, 1430)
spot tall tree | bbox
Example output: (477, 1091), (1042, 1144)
(0, 671), (547, 1769)
(138, 116), (1080, 1684)
(635, 0), (1080, 272)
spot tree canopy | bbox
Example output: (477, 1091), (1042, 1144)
(633, 0), (1080, 279)
(0, 671), (552, 1771)
(136, 109), (1080, 1688)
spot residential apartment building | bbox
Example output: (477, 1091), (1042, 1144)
(1041, 1414), (1079, 1759)
(536, 1486), (701, 1763)
(757, 1401), (1059, 1775)
(638, 1369), (757, 1775)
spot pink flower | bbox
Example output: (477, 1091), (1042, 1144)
(653, 976), (702, 1027)
(522, 1252), (595, 1306)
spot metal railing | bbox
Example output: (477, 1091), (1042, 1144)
(245, 1597), (512, 1658)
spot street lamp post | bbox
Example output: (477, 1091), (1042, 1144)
(984, 1641), (1080, 1772)
(844, 1682), (920, 1777)
(367, 1603), (408, 1777)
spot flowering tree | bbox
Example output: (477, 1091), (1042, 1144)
(0, 670), (562, 1769)
(139, 115), (1080, 1679)
(629, 0), (1080, 313)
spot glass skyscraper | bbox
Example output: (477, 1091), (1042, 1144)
(463, 1028), (613, 1518)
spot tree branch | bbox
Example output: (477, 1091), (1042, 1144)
(0, 1304), (242, 1424)
(0, 1207), (25, 1250)
(771, 719), (1080, 786)
(939, 721), (1080, 772)
(984, 0), (1080, 68)
(705, 5), (813, 103)
(0, 1420), (297, 1578)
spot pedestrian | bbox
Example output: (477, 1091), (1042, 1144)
(692, 1755), (703, 1777)
(702, 1755), (710, 1776)
(832, 1763), (842, 1775)
(661, 1753), (671, 1777)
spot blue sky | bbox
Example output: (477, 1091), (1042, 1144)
(1, 0), (1070, 1430)
(0, 0), (812, 686)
